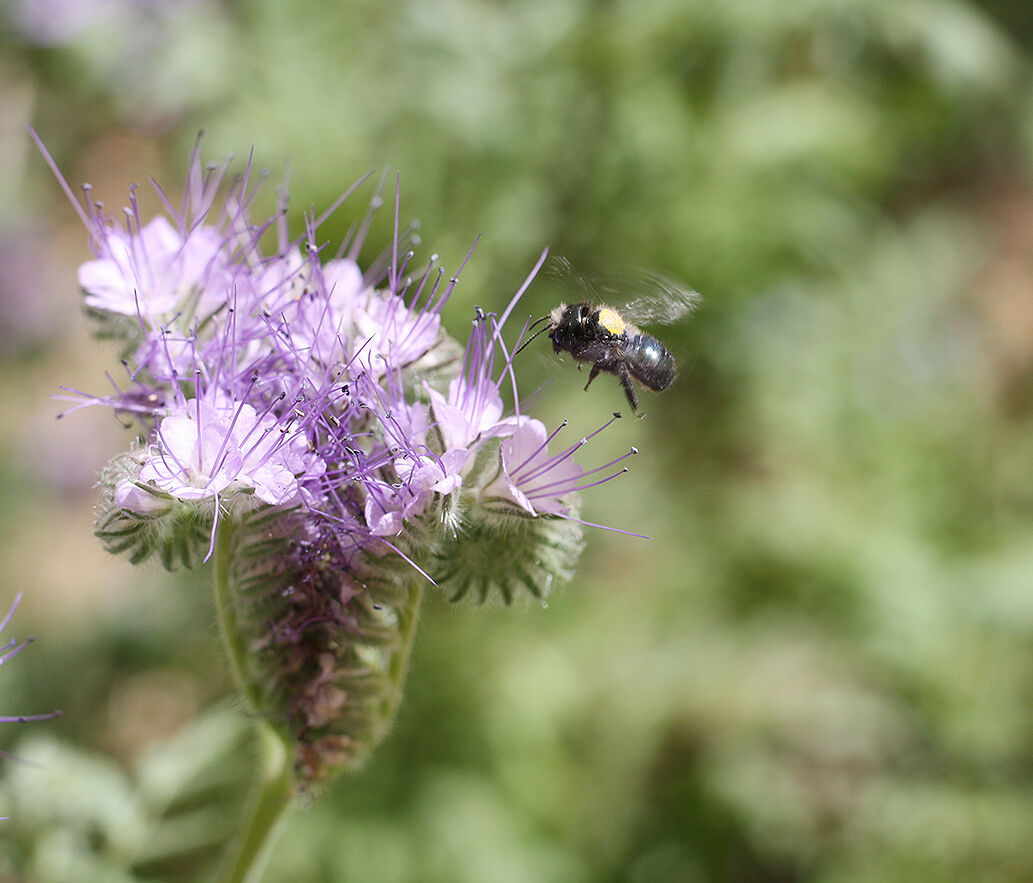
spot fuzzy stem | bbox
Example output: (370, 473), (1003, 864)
(213, 519), (294, 883)
(217, 720), (293, 883)
(377, 580), (423, 744)
(213, 517), (263, 710)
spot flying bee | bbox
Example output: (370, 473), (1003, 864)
(518, 258), (700, 415)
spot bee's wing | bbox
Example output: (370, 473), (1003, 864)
(548, 257), (700, 326)
(597, 270), (701, 326)
(546, 256), (600, 300)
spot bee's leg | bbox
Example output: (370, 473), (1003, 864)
(615, 363), (641, 415)
(583, 365), (601, 391)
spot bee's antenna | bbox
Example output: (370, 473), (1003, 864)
(514, 314), (553, 357)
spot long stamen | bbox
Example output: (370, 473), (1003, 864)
(510, 420), (568, 479)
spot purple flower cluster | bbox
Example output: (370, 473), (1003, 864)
(35, 136), (635, 573)
(37, 133), (637, 785)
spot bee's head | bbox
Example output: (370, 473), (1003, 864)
(548, 302), (595, 353)
(548, 302), (570, 330)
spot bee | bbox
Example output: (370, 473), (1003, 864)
(518, 258), (700, 415)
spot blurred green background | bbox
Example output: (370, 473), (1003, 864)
(4, 0), (1033, 880)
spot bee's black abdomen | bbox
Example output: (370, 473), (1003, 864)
(625, 334), (676, 391)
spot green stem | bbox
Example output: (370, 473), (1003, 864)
(213, 518), (294, 883)
(377, 581), (423, 744)
(217, 720), (293, 883)
(213, 517), (263, 712)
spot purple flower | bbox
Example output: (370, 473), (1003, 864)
(426, 308), (524, 452)
(284, 257), (366, 360)
(37, 132), (645, 786)
(486, 419), (584, 516)
(353, 284), (443, 377)
(78, 216), (234, 319)
(123, 396), (322, 508)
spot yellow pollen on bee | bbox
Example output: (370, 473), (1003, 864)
(597, 307), (626, 335)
